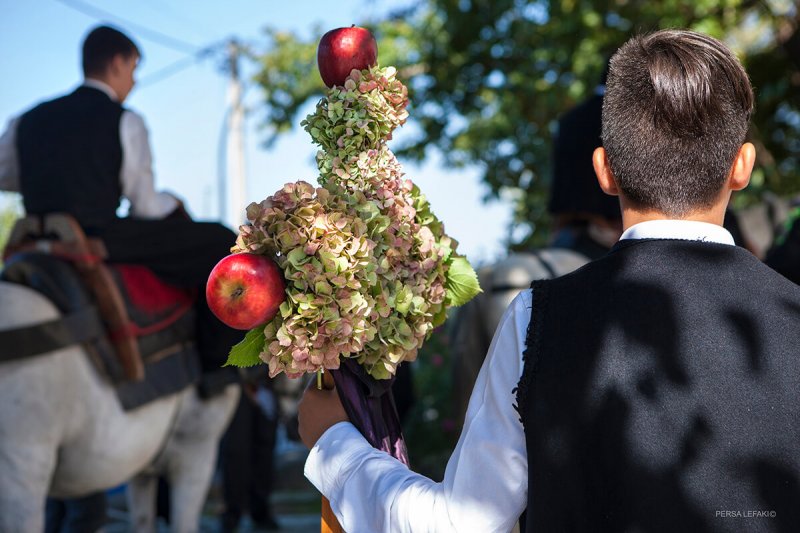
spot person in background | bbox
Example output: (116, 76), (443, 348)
(547, 60), (623, 257)
(219, 372), (280, 532)
(764, 205), (800, 283)
(43, 493), (107, 533)
(449, 64), (621, 429)
(0, 24), (241, 393)
(296, 29), (800, 532)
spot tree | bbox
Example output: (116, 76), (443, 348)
(250, 0), (800, 247)
(0, 195), (22, 267)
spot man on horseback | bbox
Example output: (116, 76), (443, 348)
(0, 25), (241, 394)
(0, 23), (245, 531)
(0, 26), (252, 533)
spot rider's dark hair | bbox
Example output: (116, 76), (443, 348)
(82, 25), (140, 77)
(602, 29), (754, 215)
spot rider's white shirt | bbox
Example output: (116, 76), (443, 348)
(0, 78), (177, 219)
(304, 220), (736, 533)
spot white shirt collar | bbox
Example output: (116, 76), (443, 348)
(620, 220), (735, 246)
(82, 78), (119, 102)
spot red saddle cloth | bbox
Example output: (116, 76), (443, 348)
(110, 265), (195, 337)
(109, 265), (201, 411)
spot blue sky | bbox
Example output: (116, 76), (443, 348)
(0, 0), (513, 264)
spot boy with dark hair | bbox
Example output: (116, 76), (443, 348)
(600, 29), (754, 215)
(81, 25), (141, 78)
(297, 29), (800, 533)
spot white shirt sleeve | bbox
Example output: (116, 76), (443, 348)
(0, 116), (20, 192)
(304, 290), (533, 533)
(119, 110), (178, 218)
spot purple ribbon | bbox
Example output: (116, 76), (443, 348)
(330, 358), (409, 466)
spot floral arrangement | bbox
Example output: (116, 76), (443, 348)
(226, 65), (480, 380)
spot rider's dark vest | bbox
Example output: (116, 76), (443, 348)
(16, 86), (124, 230)
(517, 238), (800, 532)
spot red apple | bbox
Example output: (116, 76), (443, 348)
(317, 25), (378, 88)
(206, 253), (286, 330)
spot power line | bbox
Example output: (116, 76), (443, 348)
(140, 39), (224, 87)
(137, 0), (216, 42)
(136, 55), (200, 87)
(53, 0), (202, 54)
(52, 0), (227, 88)
(136, 40), (224, 88)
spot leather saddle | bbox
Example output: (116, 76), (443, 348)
(1, 214), (198, 392)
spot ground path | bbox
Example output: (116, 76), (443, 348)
(103, 431), (321, 532)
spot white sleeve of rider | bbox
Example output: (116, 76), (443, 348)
(119, 110), (178, 219)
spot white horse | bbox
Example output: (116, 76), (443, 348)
(0, 280), (240, 532)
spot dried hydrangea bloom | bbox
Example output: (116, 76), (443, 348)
(233, 65), (475, 380)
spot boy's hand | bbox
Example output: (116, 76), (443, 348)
(298, 379), (349, 449)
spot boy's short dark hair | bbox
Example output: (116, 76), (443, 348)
(82, 25), (140, 77)
(602, 29), (754, 216)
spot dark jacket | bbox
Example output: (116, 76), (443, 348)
(518, 239), (800, 532)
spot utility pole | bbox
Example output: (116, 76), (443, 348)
(222, 39), (247, 230)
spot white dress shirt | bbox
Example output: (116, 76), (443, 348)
(0, 79), (177, 219)
(304, 220), (736, 533)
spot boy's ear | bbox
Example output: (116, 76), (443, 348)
(729, 143), (756, 191)
(593, 147), (619, 196)
(107, 54), (124, 76)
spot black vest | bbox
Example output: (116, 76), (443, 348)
(517, 239), (800, 533)
(16, 86), (124, 230)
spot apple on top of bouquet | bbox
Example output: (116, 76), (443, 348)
(206, 25), (481, 382)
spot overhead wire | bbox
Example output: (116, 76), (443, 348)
(52, 0), (229, 88)
(136, 55), (200, 87)
(136, 0), (214, 40)
(136, 45), (222, 87)
(52, 0), (202, 54)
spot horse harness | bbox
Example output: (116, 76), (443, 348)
(0, 214), (200, 408)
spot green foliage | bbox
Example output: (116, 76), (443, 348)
(0, 196), (22, 268)
(444, 256), (481, 307)
(249, 1), (800, 248)
(402, 325), (459, 480)
(250, 27), (325, 144)
(224, 326), (265, 367)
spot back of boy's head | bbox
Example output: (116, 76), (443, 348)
(82, 25), (140, 78)
(602, 29), (754, 216)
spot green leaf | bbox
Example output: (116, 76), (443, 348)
(431, 304), (448, 329)
(224, 327), (266, 368)
(445, 256), (482, 307)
